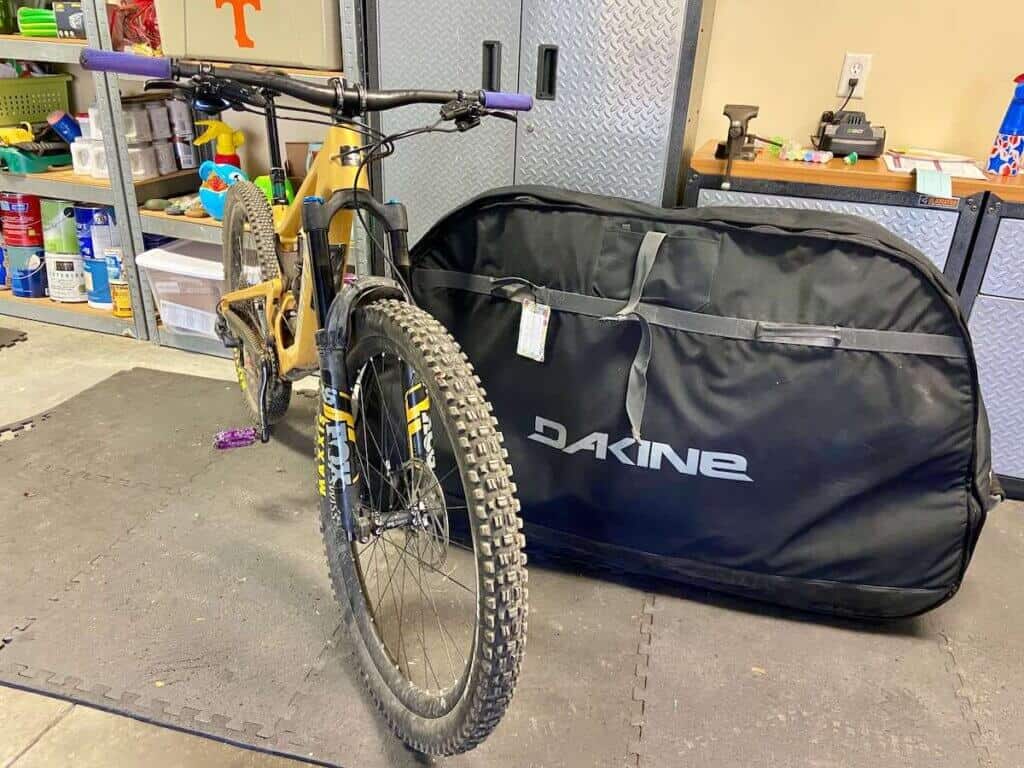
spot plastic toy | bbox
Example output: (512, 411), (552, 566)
(0, 146), (72, 174)
(777, 138), (833, 164)
(254, 174), (295, 204)
(197, 160), (247, 220)
(0, 124), (36, 146)
(194, 119), (246, 168)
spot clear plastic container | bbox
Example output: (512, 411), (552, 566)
(136, 241), (225, 338)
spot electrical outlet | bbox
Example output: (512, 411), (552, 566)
(836, 53), (872, 99)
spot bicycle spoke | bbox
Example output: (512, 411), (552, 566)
(381, 534), (475, 596)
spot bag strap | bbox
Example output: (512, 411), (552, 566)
(415, 268), (967, 361)
(599, 231), (667, 439)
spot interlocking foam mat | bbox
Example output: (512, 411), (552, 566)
(0, 369), (643, 767)
(0, 325), (27, 349)
(1, 368), (1020, 767)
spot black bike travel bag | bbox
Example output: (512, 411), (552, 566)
(410, 185), (1000, 619)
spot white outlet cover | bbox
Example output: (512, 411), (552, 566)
(837, 53), (872, 99)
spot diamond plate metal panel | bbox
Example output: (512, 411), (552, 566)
(969, 295), (1024, 480)
(376, 0), (520, 242)
(515, 0), (688, 204)
(980, 218), (1024, 300)
(697, 189), (957, 271)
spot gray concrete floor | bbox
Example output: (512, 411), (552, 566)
(0, 318), (304, 768)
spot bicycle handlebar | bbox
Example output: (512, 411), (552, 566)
(79, 49), (533, 116)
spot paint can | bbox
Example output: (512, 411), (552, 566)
(4, 245), (44, 282)
(11, 252), (47, 298)
(45, 253), (87, 302)
(83, 257), (112, 309)
(104, 247), (124, 283)
(41, 199), (80, 253)
(110, 279), (133, 319)
(0, 193), (43, 246)
(74, 205), (120, 259)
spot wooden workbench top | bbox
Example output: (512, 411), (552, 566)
(691, 140), (1024, 203)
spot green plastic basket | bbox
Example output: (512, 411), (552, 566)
(0, 74), (72, 127)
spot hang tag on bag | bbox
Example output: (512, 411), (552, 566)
(516, 300), (550, 362)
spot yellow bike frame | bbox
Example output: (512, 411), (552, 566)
(217, 124), (369, 379)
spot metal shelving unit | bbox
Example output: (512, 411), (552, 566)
(0, 292), (133, 335)
(1, 3), (360, 357)
(0, 4), (154, 341)
(0, 167), (197, 205)
(0, 33), (85, 63)
(138, 208), (222, 245)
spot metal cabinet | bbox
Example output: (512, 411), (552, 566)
(685, 180), (982, 282)
(372, 0), (521, 240)
(515, 0), (700, 206)
(368, 0), (710, 241)
(960, 195), (1024, 495)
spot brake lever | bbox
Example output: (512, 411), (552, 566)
(144, 79), (187, 93)
(483, 110), (518, 123)
(440, 100), (517, 132)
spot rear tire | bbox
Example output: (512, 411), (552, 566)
(222, 181), (291, 426)
(318, 299), (527, 755)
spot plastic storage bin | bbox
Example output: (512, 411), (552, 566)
(0, 74), (72, 126)
(136, 241), (224, 338)
(154, 0), (342, 70)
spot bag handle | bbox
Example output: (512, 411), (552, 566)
(602, 231), (667, 440)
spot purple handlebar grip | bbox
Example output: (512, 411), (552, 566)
(79, 48), (172, 79)
(482, 91), (533, 111)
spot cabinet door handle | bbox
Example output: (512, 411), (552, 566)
(482, 40), (502, 92)
(535, 44), (558, 101)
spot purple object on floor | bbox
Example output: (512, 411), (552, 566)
(214, 427), (257, 450)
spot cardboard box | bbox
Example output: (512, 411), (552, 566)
(154, 0), (343, 71)
(285, 141), (324, 182)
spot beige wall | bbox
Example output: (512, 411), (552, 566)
(694, 0), (1016, 161)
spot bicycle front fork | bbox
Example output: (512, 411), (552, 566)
(304, 194), (432, 542)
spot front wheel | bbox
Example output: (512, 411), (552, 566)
(318, 300), (527, 755)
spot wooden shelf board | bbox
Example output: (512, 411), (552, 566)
(691, 140), (1024, 200)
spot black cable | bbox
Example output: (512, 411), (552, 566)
(837, 78), (858, 114)
(347, 119), (461, 283)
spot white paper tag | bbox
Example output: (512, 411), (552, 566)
(516, 300), (550, 362)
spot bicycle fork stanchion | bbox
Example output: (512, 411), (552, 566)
(404, 369), (435, 467)
(306, 195), (363, 541)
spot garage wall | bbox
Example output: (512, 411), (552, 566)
(694, 0), (1015, 160)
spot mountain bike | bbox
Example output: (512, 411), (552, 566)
(82, 49), (530, 755)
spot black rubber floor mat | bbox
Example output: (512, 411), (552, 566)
(0, 368), (643, 767)
(0, 325), (27, 349)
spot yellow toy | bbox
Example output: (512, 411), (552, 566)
(0, 123), (36, 146)
(193, 119), (245, 168)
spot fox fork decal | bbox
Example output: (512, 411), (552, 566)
(403, 367), (435, 468)
(317, 351), (361, 540)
